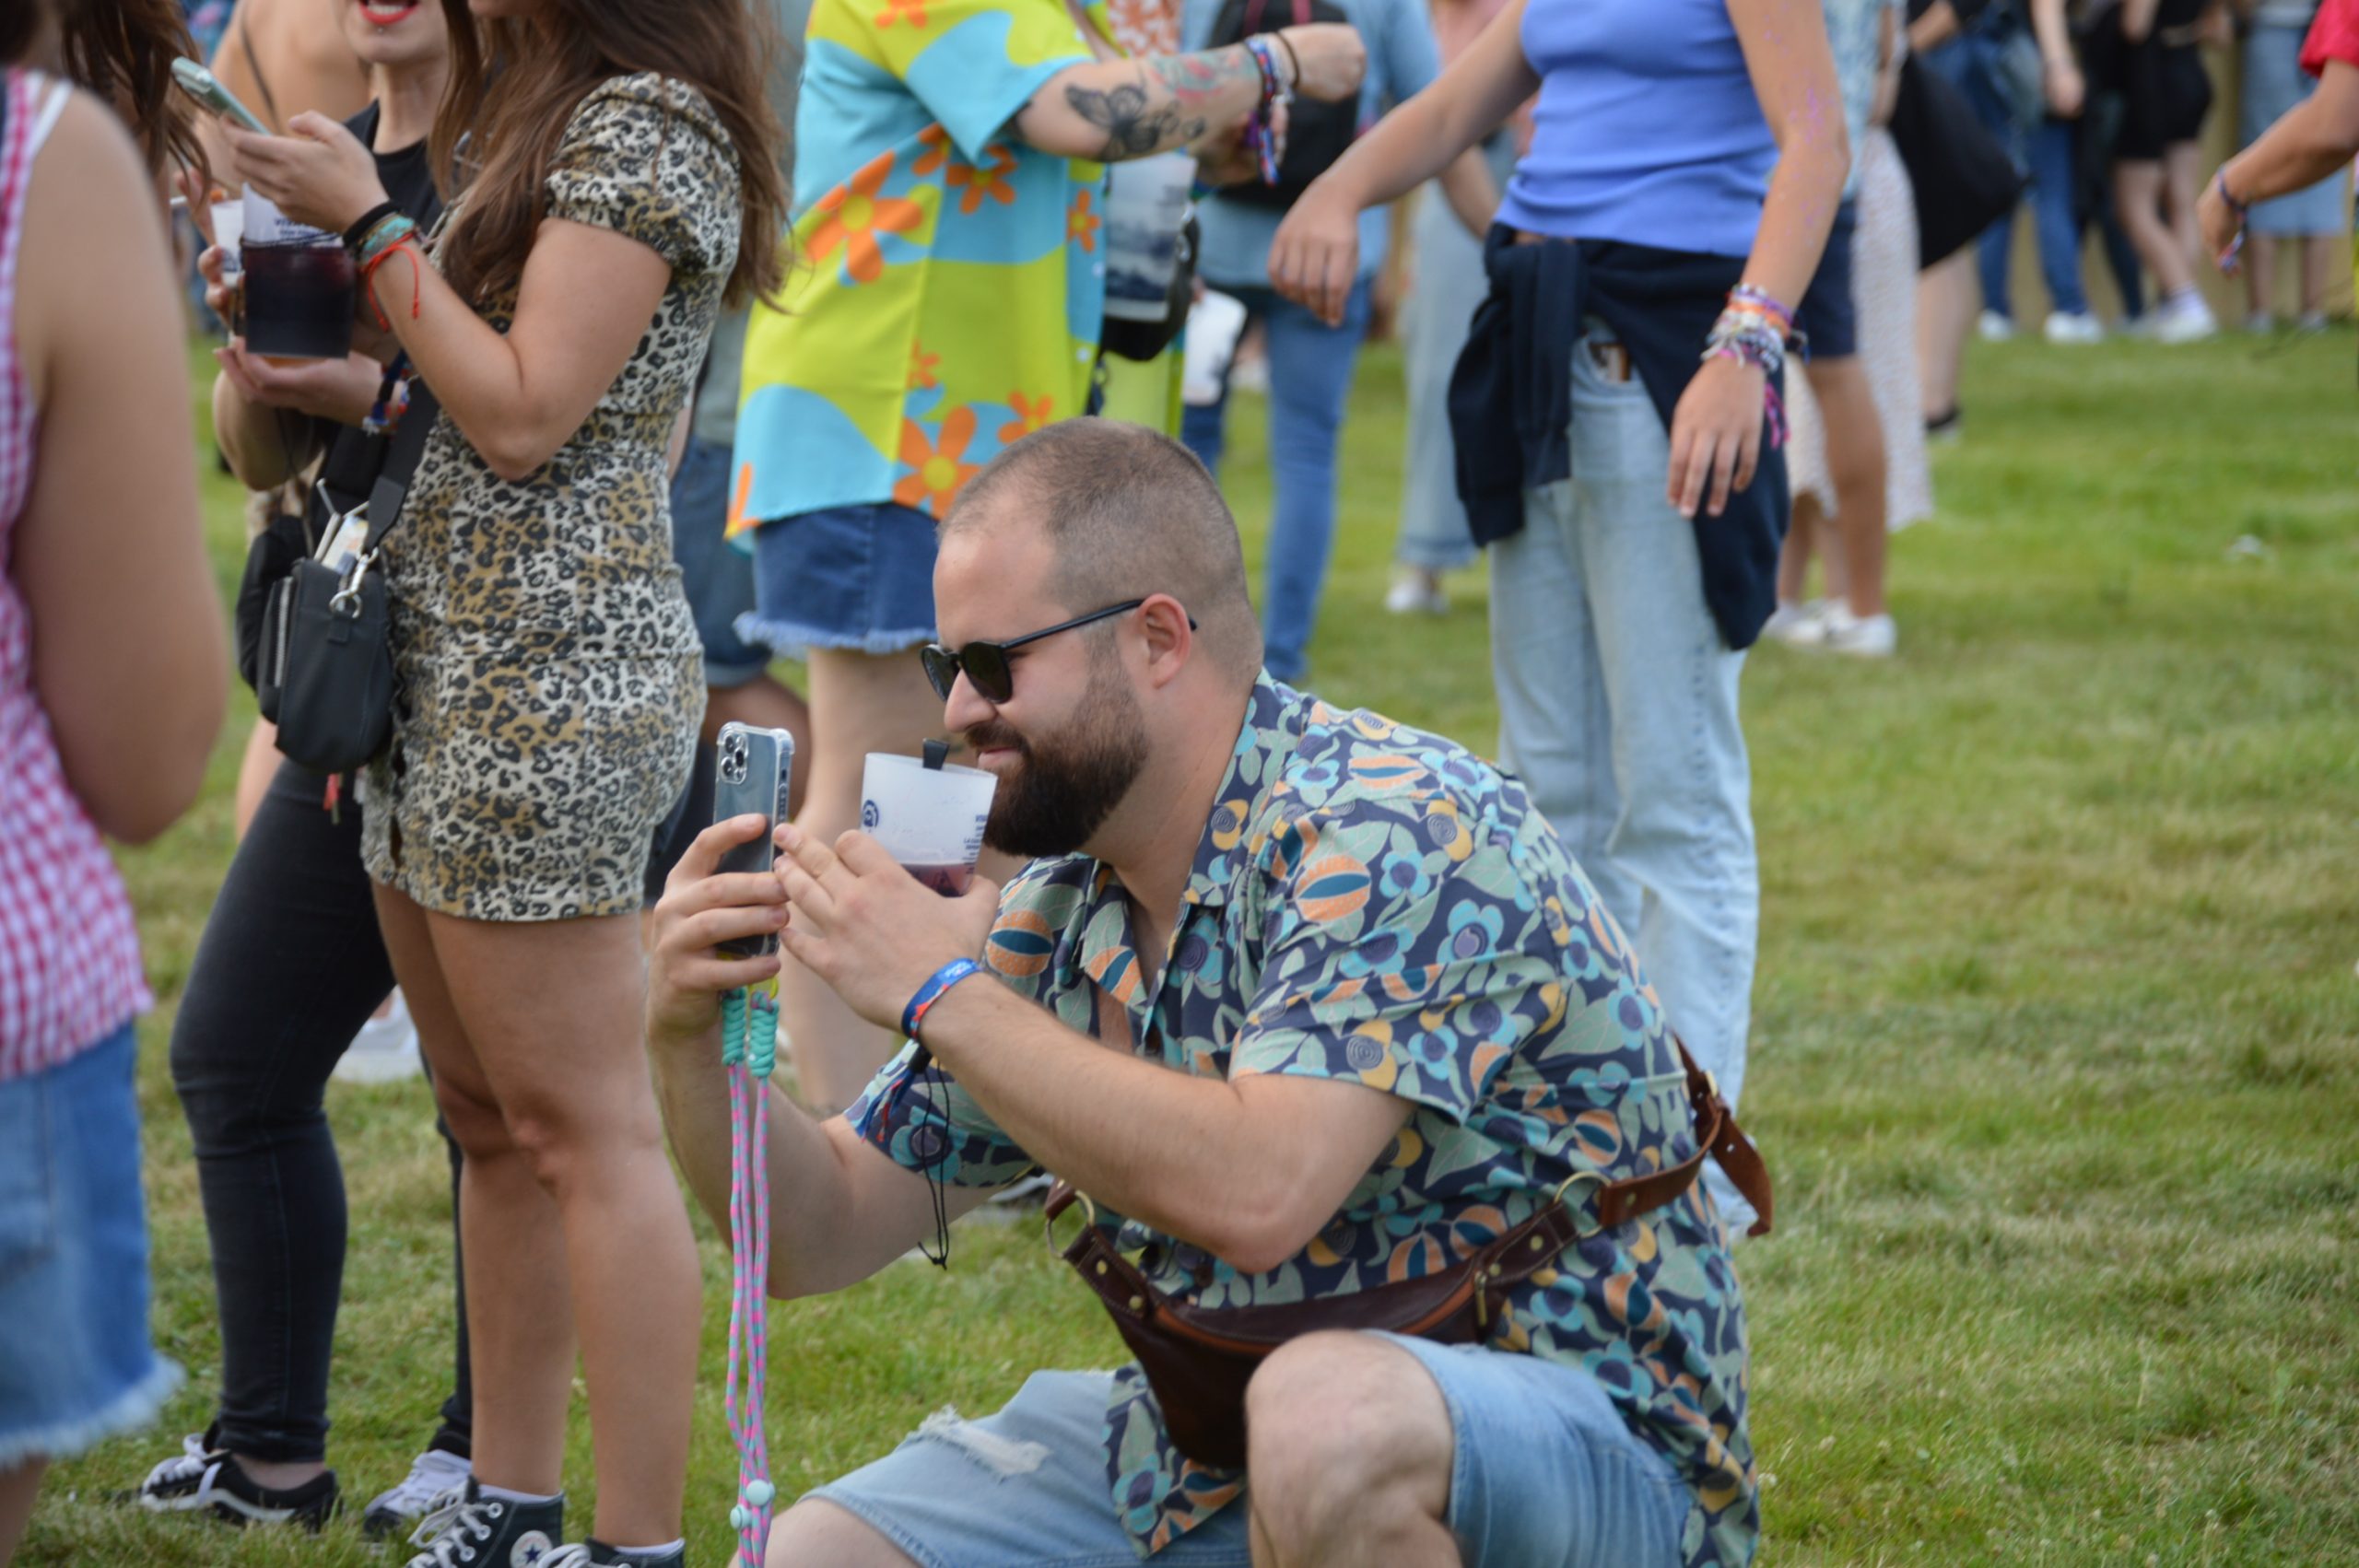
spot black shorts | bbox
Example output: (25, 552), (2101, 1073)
(2118, 41), (2211, 159)
(1794, 199), (1860, 362)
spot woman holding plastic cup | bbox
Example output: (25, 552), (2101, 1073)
(218, 0), (787, 1562)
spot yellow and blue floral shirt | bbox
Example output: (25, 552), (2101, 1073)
(847, 674), (1760, 1565)
(728, 0), (1112, 533)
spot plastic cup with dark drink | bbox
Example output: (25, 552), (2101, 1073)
(862, 749), (996, 896)
(241, 234), (355, 362)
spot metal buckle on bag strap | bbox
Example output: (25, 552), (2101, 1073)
(327, 550), (375, 621)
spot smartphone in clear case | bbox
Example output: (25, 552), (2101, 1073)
(712, 722), (795, 957)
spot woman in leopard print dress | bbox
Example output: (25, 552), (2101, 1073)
(228, 0), (785, 1557)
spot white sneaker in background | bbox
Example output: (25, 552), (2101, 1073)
(1761, 599), (1828, 647)
(1977, 310), (2017, 343)
(334, 989), (422, 1084)
(2243, 310), (2276, 335)
(2118, 311), (2155, 340)
(1383, 568), (1448, 616)
(2043, 310), (2103, 345)
(361, 1446), (471, 1539)
(1818, 605), (1897, 658)
(2154, 292), (2218, 344)
(2295, 310), (2330, 333)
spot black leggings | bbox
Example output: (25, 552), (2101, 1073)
(169, 760), (472, 1464)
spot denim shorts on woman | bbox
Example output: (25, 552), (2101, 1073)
(736, 500), (940, 659)
(805, 1337), (1688, 1568)
(0, 1024), (181, 1467)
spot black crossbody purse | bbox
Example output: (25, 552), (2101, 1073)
(251, 384), (438, 776)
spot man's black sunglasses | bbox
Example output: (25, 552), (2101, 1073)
(921, 600), (1193, 704)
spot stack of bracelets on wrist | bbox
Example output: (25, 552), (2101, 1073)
(1702, 285), (1802, 448)
(347, 207), (426, 329)
(2212, 170), (2248, 271)
(1241, 35), (1292, 187)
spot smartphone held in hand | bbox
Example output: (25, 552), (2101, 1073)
(713, 723), (796, 957)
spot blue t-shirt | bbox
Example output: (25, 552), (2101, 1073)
(1497, 0), (1777, 258)
(1183, 0), (1441, 287)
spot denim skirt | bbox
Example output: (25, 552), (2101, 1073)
(737, 501), (941, 659)
(0, 1024), (180, 1466)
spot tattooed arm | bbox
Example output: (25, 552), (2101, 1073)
(1012, 24), (1366, 162)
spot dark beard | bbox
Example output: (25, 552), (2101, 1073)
(969, 658), (1149, 858)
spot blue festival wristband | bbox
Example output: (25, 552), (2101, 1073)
(902, 957), (984, 1042)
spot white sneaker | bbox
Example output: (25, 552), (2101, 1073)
(2043, 310), (2103, 345)
(1977, 310), (2017, 342)
(2153, 293), (2218, 344)
(2243, 310), (2276, 335)
(335, 989), (421, 1084)
(2295, 310), (2330, 333)
(1761, 599), (1828, 647)
(1818, 605), (1896, 657)
(1383, 568), (1447, 616)
(361, 1447), (471, 1539)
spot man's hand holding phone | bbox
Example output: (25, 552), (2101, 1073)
(648, 816), (792, 1049)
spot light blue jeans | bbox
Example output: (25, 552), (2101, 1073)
(1487, 326), (1759, 1232)
(1395, 188), (1485, 574)
(810, 1340), (1687, 1568)
(1180, 278), (1373, 683)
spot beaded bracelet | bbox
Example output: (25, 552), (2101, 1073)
(901, 957), (984, 1042)
(1242, 35), (1289, 186)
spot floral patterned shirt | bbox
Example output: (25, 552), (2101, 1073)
(847, 674), (1760, 1565)
(729, 0), (1113, 532)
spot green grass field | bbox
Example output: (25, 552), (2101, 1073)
(18, 325), (2359, 1566)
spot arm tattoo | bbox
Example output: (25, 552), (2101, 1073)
(1065, 66), (1209, 160)
(1061, 46), (1257, 162)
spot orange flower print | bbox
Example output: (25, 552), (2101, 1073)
(912, 123), (952, 178)
(874, 0), (927, 27)
(997, 392), (1052, 444)
(908, 342), (940, 392)
(804, 150), (923, 285)
(894, 407), (983, 514)
(1067, 190), (1099, 252)
(945, 144), (1018, 216)
(1105, 0), (1179, 56)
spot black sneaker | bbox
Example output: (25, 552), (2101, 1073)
(405, 1479), (567, 1568)
(127, 1432), (340, 1529)
(533, 1543), (685, 1568)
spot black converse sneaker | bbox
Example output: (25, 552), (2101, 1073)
(126, 1431), (340, 1528)
(405, 1479), (567, 1568)
(537, 1542), (686, 1568)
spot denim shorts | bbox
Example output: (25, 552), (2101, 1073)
(0, 1025), (182, 1467)
(737, 500), (939, 659)
(808, 1338), (1687, 1568)
(668, 437), (769, 688)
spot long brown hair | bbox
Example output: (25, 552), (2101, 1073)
(429, 0), (786, 310)
(53, 0), (209, 183)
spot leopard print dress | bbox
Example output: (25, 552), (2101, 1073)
(362, 74), (736, 921)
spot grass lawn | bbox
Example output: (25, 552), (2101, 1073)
(18, 325), (2359, 1566)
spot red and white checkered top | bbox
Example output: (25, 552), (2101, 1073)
(0, 70), (152, 1082)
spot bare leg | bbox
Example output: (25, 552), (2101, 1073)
(1243, 1334), (1457, 1568)
(782, 647), (965, 1114)
(0, 1459), (45, 1565)
(1916, 251), (1978, 423)
(2299, 234), (2336, 317)
(232, 720), (280, 839)
(1775, 495), (1818, 605)
(766, 1499), (921, 1567)
(374, 885), (578, 1499)
(417, 904), (699, 1545)
(1806, 357), (1889, 619)
(705, 673), (814, 821)
(2245, 232), (2278, 320)
(2117, 159), (2196, 298)
(2162, 140), (2206, 280)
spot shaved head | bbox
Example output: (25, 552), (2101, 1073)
(941, 419), (1263, 687)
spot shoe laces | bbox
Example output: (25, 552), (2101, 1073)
(142, 1433), (219, 1492)
(405, 1491), (504, 1566)
(376, 1449), (471, 1516)
(536, 1548), (595, 1568)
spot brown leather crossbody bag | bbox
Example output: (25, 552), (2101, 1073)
(1044, 1040), (1771, 1469)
